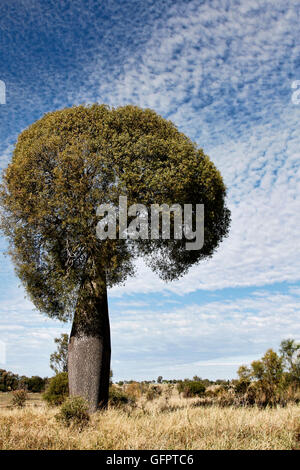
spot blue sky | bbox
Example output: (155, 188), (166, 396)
(0, 0), (300, 381)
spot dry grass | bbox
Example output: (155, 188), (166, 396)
(0, 392), (44, 408)
(0, 393), (299, 450)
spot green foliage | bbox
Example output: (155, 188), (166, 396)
(108, 385), (135, 408)
(50, 334), (69, 374)
(253, 349), (283, 385)
(0, 369), (46, 393)
(235, 365), (252, 394)
(177, 380), (206, 398)
(280, 338), (300, 385)
(43, 372), (69, 406)
(55, 396), (90, 428)
(193, 375), (202, 382)
(29, 376), (46, 392)
(0, 369), (19, 391)
(0, 104), (230, 323)
(233, 342), (300, 407)
(20, 375), (46, 393)
(235, 351), (284, 407)
(11, 389), (27, 407)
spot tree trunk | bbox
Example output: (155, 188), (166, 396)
(68, 276), (111, 412)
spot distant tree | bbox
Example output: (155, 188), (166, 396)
(157, 376), (163, 384)
(0, 369), (19, 391)
(280, 338), (300, 384)
(0, 104), (230, 410)
(193, 375), (202, 382)
(215, 379), (229, 386)
(0, 369), (7, 391)
(27, 376), (47, 393)
(236, 339), (300, 395)
(237, 365), (252, 381)
(177, 380), (205, 398)
(236, 365), (252, 394)
(20, 375), (46, 393)
(254, 349), (283, 386)
(50, 334), (69, 374)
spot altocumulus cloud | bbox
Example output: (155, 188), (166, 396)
(0, 0), (300, 379)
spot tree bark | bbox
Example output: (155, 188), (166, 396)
(68, 276), (111, 412)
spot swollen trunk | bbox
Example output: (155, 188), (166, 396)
(68, 279), (111, 412)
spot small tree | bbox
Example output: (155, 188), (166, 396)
(280, 338), (300, 385)
(157, 376), (163, 384)
(193, 375), (202, 382)
(235, 365), (252, 394)
(11, 389), (27, 408)
(236, 349), (285, 406)
(50, 334), (69, 374)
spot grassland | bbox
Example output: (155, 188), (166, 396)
(0, 392), (43, 408)
(0, 392), (299, 450)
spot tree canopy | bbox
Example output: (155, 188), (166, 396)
(0, 104), (230, 323)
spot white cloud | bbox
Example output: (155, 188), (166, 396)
(0, 288), (69, 376)
(110, 289), (300, 380)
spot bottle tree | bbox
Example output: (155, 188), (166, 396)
(0, 105), (230, 411)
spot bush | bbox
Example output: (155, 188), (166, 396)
(11, 389), (27, 408)
(146, 385), (162, 401)
(109, 386), (135, 408)
(56, 396), (90, 429)
(177, 380), (206, 398)
(43, 372), (68, 406)
(125, 381), (144, 399)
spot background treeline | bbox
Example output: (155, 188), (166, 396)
(41, 338), (300, 410)
(1, 338), (299, 410)
(0, 370), (47, 393)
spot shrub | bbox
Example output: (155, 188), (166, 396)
(109, 386), (135, 408)
(177, 380), (206, 398)
(43, 372), (68, 406)
(146, 385), (162, 401)
(56, 396), (90, 429)
(11, 389), (27, 408)
(125, 381), (144, 399)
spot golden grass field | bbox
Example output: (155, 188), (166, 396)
(0, 392), (299, 450)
